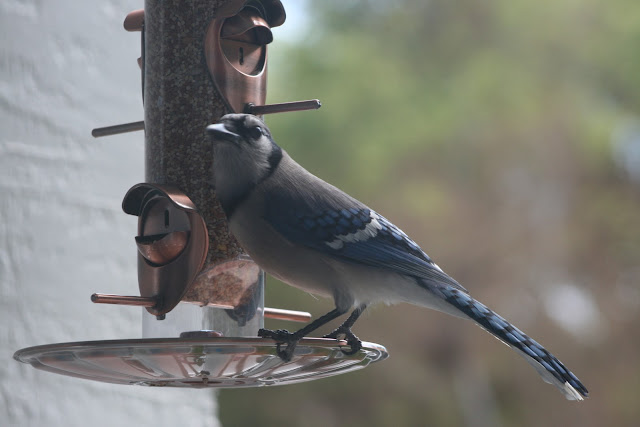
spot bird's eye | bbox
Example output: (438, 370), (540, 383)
(248, 126), (263, 139)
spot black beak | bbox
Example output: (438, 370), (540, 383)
(207, 123), (240, 143)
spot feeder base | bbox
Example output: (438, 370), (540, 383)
(14, 337), (388, 388)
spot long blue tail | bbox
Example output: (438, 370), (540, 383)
(438, 286), (588, 400)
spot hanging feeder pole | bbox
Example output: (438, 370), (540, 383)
(14, 1), (389, 388)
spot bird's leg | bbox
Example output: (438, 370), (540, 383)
(323, 304), (367, 355)
(258, 307), (347, 361)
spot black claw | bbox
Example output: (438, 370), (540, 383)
(341, 337), (362, 355)
(258, 328), (300, 362)
(275, 343), (296, 361)
(258, 305), (367, 361)
(323, 327), (362, 356)
(258, 328), (293, 341)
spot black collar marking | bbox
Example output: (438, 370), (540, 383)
(222, 142), (283, 219)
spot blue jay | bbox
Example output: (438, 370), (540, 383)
(207, 113), (588, 400)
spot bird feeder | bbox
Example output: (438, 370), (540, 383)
(14, 0), (387, 388)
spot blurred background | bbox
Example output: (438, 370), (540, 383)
(2, 0), (639, 426)
(222, 0), (640, 425)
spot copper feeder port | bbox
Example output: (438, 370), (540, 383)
(205, 0), (285, 113)
(122, 183), (209, 316)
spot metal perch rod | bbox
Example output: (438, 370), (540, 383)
(91, 293), (312, 322)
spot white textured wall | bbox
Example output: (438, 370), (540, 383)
(0, 1), (219, 426)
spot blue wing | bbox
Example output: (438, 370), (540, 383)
(264, 195), (467, 292)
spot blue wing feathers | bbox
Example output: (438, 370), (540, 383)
(261, 163), (587, 399)
(265, 191), (466, 291)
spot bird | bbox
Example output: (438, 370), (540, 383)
(207, 113), (588, 401)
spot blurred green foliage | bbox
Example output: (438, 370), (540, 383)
(220, 1), (640, 425)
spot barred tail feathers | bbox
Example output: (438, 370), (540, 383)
(437, 286), (588, 400)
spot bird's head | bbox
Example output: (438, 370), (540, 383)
(208, 113), (271, 147)
(207, 114), (283, 212)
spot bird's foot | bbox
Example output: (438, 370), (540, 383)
(258, 328), (301, 362)
(323, 326), (362, 355)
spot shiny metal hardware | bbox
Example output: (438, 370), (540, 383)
(100, 183), (210, 317)
(179, 330), (224, 338)
(92, 120), (144, 138)
(91, 293), (312, 323)
(124, 183), (209, 316)
(91, 294), (157, 307)
(204, 0), (285, 113)
(92, 2), (314, 139)
(90, 98), (321, 137)
(245, 99), (321, 115)
(260, 307), (312, 323)
(123, 9), (144, 32)
(14, 338), (388, 387)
